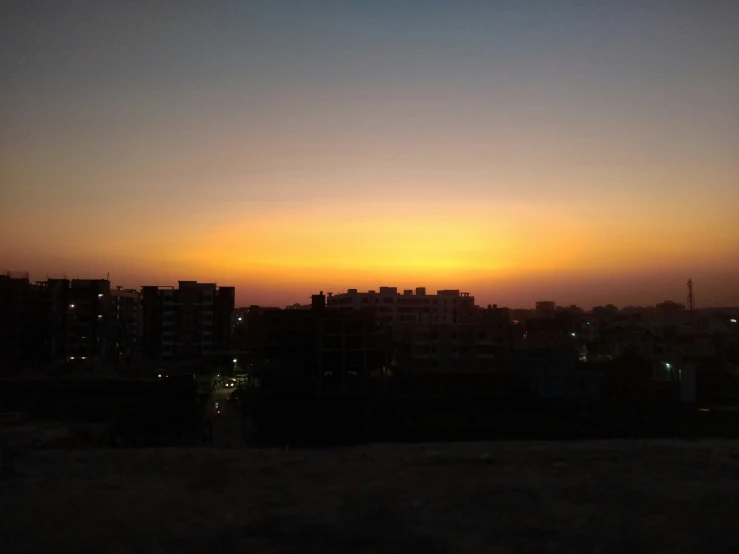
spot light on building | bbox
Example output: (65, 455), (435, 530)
(70, 304), (75, 308)
(81, 356), (86, 360)
(238, 317), (242, 321)
(731, 319), (737, 323)
(665, 363), (671, 370)
(98, 294), (103, 298)
(69, 356), (75, 360)
(233, 358), (238, 363)
(157, 374), (162, 378)
(571, 333), (576, 337)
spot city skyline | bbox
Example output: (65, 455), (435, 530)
(2, 2), (738, 308)
(0, 270), (732, 312)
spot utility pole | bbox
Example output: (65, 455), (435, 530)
(687, 278), (694, 312)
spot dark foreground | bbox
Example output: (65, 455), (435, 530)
(2, 441), (739, 553)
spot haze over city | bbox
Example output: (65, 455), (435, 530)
(2, 1), (738, 307)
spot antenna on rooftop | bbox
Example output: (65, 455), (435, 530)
(687, 278), (694, 312)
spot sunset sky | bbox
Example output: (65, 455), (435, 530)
(1, 1), (738, 308)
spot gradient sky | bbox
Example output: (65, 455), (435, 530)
(1, 1), (738, 308)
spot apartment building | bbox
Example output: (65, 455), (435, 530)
(327, 286), (475, 326)
(109, 287), (141, 364)
(396, 321), (516, 373)
(0, 272), (50, 371)
(141, 281), (235, 359)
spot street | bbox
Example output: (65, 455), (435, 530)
(203, 387), (246, 448)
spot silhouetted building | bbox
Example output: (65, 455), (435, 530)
(522, 349), (604, 401)
(246, 294), (392, 393)
(656, 300), (686, 318)
(535, 301), (556, 318)
(141, 281), (235, 360)
(461, 304), (511, 325)
(327, 286), (475, 325)
(64, 279), (111, 363)
(396, 322), (515, 373)
(108, 287), (140, 366)
(0, 272), (50, 372)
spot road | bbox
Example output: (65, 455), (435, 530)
(203, 387), (246, 448)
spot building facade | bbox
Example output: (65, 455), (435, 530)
(141, 281), (235, 359)
(245, 293), (392, 394)
(327, 286), (475, 326)
(109, 287), (141, 366)
(0, 272), (50, 372)
(64, 279), (111, 363)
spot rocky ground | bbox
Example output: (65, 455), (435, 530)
(2, 440), (739, 553)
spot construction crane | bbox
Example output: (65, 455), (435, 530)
(686, 278), (694, 312)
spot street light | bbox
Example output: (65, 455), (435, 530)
(232, 358), (237, 363)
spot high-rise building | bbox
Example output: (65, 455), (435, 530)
(0, 272), (50, 372)
(64, 279), (111, 362)
(141, 281), (235, 359)
(109, 287), (141, 365)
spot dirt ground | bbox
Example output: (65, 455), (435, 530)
(2, 440), (739, 553)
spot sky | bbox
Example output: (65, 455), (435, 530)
(1, 0), (738, 308)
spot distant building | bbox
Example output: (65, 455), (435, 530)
(535, 301), (556, 318)
(327, 286), (475, 326)
(63, 279), (111, 363)
(141, 281), (235, 360)
(108, 287), (141, 366)
(396, 322), (515, 374)
(523, 349), (604, 400)
(244, 292), (391, 393)
(656, 301), (686, 317)
(24, 278), (113, 364)
(0, 272), (50, 372)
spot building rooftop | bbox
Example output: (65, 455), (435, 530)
(2, 441), (739, 552)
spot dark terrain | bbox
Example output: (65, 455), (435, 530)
(2, 440), (739, 553)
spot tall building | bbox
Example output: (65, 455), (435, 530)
(327, 286), (475, 326)
(0, 272), (50, 372)
(141, 281), (235, 360)
(64, 279), (111, 362)
(109, 287), (141, 366)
